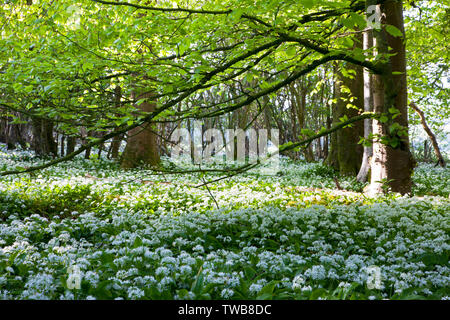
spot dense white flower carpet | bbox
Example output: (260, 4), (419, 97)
(0, 147), (449, 300)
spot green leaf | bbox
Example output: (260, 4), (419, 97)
(339, 115), (349, 123)
(419, 253), (449, 266)
(385, 25), (403, 38)
(136, 98), (146, 106)
(390, 137), (400, 148)
(389, 107), (399, 114)
(349, 12), (368, 29)
(286, 46), (296, 58)
(379, 115), (389, 123)
(301, 128), (315, 137)
(243, 266), (257, 280)
(301, 0), (314, 9)
(82, 62), (94, 70)
(257, 280), (278, 299)
(256, 293), (273, 300)
(133, 236), (143, 248)
(343, 37), (354, 48)
(192, 270), (204, 295)
(309, 288), (327, 300)
(176, 289), (190, 299)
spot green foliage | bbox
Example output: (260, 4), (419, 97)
(0, 0), (449, 301)
(385, 25), (404, 38)
(404, 1), (449, 132)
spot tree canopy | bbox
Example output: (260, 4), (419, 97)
(0, 0), (448, 190)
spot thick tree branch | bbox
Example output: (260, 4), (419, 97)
(90, 0), (232, 14)
(279, 34), (383, 74)
(200, 53), (379, 119)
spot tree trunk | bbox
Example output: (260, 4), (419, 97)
(357, 29), (374, 182)
(336, 57), (364, 176)
(66, 136), (76, 155)
(110, 86), (123, 159)
(366, 0), (415, 195)
(325, 69), (340, 170)
(323, 114), (330, 160)
(83, 129), (92, 159)
(423, 140), (429, 162)
(31, 118), (57, 157)
(60, 135), (65, 156)
(121, 90), (160, 168)
(292, 79), (314, 162)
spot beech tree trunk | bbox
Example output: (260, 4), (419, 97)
(366, 0), (415, 195)
(31, 118), (57, 157)
(326, 60), (364, 175)
(336, 43), (364, 176)
(121, 90), (160, 168)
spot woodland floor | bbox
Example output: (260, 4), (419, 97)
(0, 145), (449, 300)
